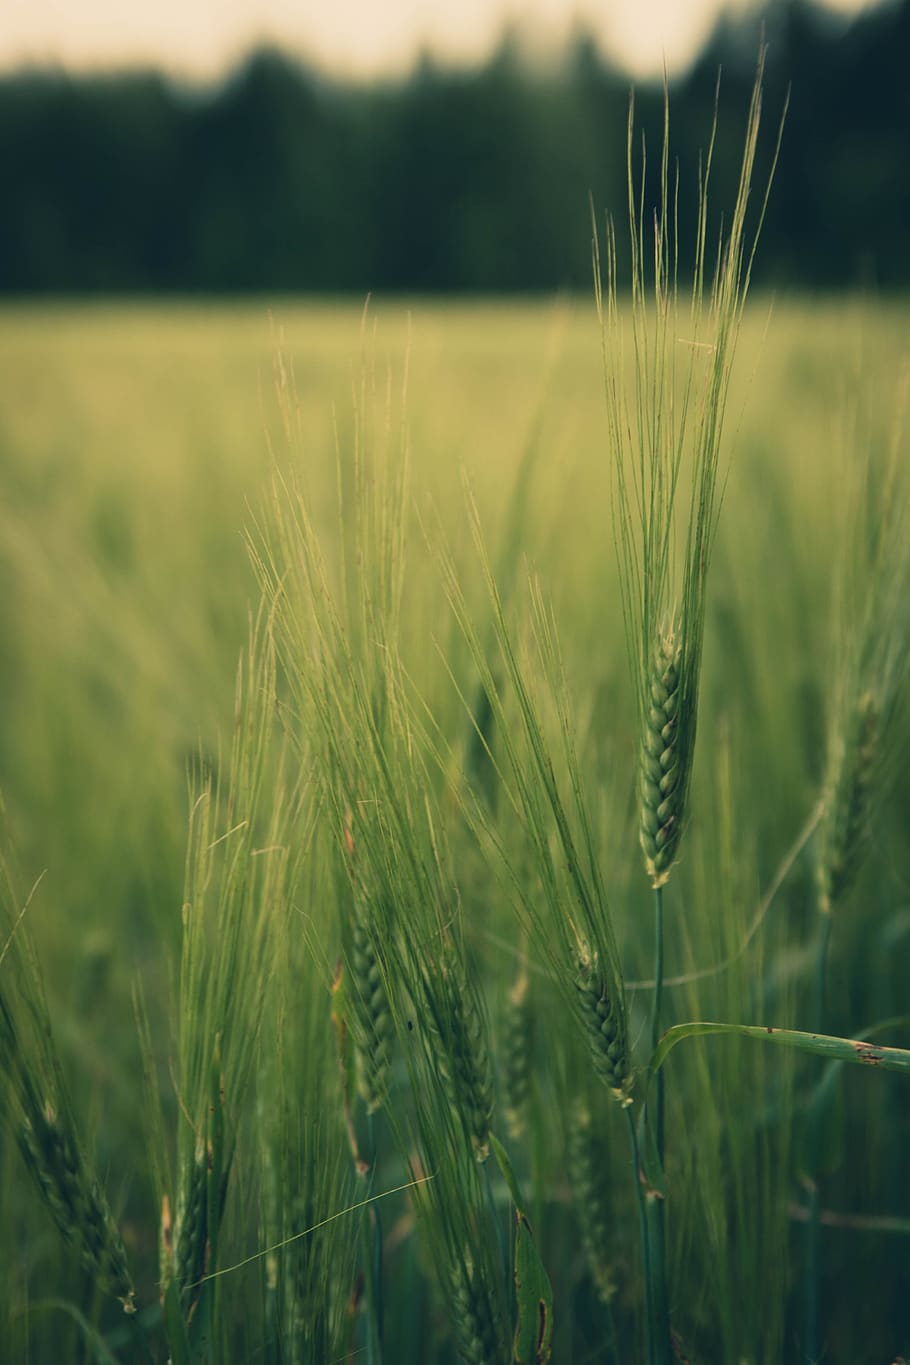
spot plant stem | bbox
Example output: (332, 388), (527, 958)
(651, 885), (665, 1163)
(624, 1106), (656, 1365)
(805, 910), (833, 1363)
(363, 1111), (384, 1365)
(645, 1180), (671, 1365)
(646, 883), (671, 1365)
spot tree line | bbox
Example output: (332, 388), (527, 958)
(1, 0), (908, 293)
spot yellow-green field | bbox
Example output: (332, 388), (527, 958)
(1, 295), (909, 1364)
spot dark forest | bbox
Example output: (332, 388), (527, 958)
(2, 0), (908, 293)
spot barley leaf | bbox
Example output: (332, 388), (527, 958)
(651, 1021), (910, 1081)
(513, 1210), (554, 1365)
(490, 1133), (554, 1365)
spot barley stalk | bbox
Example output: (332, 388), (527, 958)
(568, 1099), (616, 1304)
(574, 946), (631, 1101)
(175, 1142), (209, 1318)
(17, 1102), (135, 1311)
(433, 964), (495, 1162)
(639, 632), (685, 887)
(501, 969), (533, 1141)
(1, 975), (135, 1314)
(448, 1252), (501, 1365)
(816, 689), (879, 915)
(350, 912), (394, 1114)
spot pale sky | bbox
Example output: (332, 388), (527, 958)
(0, 0), (883, 80)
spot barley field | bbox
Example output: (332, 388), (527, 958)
(1, 260), (910, 1365)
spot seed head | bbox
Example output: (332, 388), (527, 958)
(639, 634), (685, 887)
(816, 689), (879, 914)
(568, 1098), (616, 1304)
(433, 963), (495, 1162)
(17, 1103), (135, 1311)
(501, 972), (533, 1141)
(574, 947), (630, 1101)
(449, 1252), (501, 1365)
(349, 915), (393, 1114)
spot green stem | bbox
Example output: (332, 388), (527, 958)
(363, 1111), (384, 1365)
(805, 911), (833, 1364)
(645, 1184), (671, 1365)
(651, 884), (665, 1164)
(646, 883), (670, 1365)
(625, 1106), (656, 1365)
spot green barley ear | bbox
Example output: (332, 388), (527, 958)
(567, 1098), (616, 1305)
(816, 688), (879, 915)
(573, 944), (631, 1102)
(596, 55), (785, 887)
(173, 1140), (209, 1318)
(501, 967), (533, 1141)
(1, 866), (135, 1313)
(448, 1251), (502, 1365)
(16, 1100), (135, 1311)
(429, 951), (495, 1162)
(161, 1038), (228, 1332)
(639, 629), (686, 887)
(347, 907), (394, 1114)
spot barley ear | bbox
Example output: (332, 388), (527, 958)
(816, 689), (879, 915)
(448, 1252), (501, 1365)
(501, 969), (533, 1141)
(574, 946), (631, 1102)
(349, 912), (394, 1114)
(17, 1102), (135, 1312)
(568, 1098), (616, 1304)
(174, 1141), (209, 1319)
(639, 632), (685, 887)
(434, 963), (495, 1162)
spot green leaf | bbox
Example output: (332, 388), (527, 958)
(650, 1021), (910, 1083)
(513, 1211), (554, 1365)
(490, 1133), (554, 1364)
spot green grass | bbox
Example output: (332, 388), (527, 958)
(1, 277), (910, 1365)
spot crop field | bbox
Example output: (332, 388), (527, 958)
(2, 237), (910, 1361)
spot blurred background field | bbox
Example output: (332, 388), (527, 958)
(5, 292), (907, 980)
